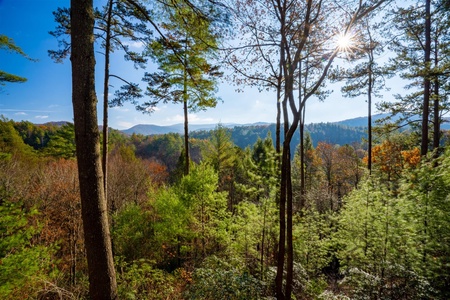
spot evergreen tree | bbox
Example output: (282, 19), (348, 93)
(0, 35), (33, 91)
(378, 1), (450, 154)
(0, 201), (58, 298)
(141, 0), (222, 175)
(70, 0), (117, 297)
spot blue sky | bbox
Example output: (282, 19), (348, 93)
(1, 0), (388, 130)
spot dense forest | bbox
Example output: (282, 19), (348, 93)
(191, 123), (368, 151)
(1, 117), (450, 299)
(2, 0), (450, 299)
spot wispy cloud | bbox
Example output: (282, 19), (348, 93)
(35, 115), (49, 119)
(117, 121), (133, 129)
(14, 112), (27, 116)
(166, 114), (215, 124)
(123, 40), (144, 49)
(111, 107), (130, 112)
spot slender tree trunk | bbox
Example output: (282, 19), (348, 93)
(102, 0), (113, 206)
(260, 203), (267, 280)
(102, 1), (115, 258)
(275, 7), (288, 296)
(368, 57), (373, 174)
(285, 144), (294, 299)
(433, 36), (440, 151)
(183, 63), (190, 175)
(299, 114), (305, 204)
(299, 59), (306, 210)
(275, 103), (288, 300)
(70, 0), (118, 298)
(421, 0), (431, 156)
(276, 74), (282, 156)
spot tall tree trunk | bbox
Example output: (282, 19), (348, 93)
(433, 36), (440, 151)
(299, 58), (306, 209)
(70, 0), (118, 298)
(421, 0), (431, 156)
(275, 9), (287, 298)
(102, 0), (113, 210)
(260, 203), (267, 280)
(275, 100), (288, 300)
(367, 53), (373, 174)
(276, 70), (282, 156)
(285, 144), (294, 299)
(183, 67), (190, 176)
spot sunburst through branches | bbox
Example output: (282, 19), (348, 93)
(335, 31), (358, 58)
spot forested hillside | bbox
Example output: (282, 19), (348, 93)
(2, 0), (450, 299)
(1, 117), (450, 299)
(191, 122), (368, 150)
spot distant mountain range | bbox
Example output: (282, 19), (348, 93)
(121, 122), (272, 135)
(121, 113), (450, 136)
(121, 116), (374, 148)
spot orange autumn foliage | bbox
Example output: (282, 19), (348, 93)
(364, 141), (421, 178)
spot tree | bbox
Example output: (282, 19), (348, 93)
(141, 0), (222, 176)
(201, 124), (238, 209)
(70, 0), (117, 298)
(248, 1), (393, 297)
(333, 19), (392, 173)
(0, 35), (33, 91)
(49, 1), (149, 205)
(0, 201), (57, 298)
(44, 123), (76, 159)
(150, 163), (230, 268)
(336, 177), (431, 298)
(379, 1), (450, 155)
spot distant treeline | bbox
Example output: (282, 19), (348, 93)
(191, 122), (368, 151)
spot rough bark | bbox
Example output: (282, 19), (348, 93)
(70, 0), (118, 298)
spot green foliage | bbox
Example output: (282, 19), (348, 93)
(127, 163), (231, 269)
(176, 164), (231, 257)
(13, 121), (55, 150)
(244, 134), (279, 201)
(228, 198), (278, 272)
(339, 266), (433, 300)
(0, 201), (58, 299)
(336, 177), (421, 292)
(112, 203), (156, 262)
(116, 258), (181, 300)
(334, 155), (450, 299)
(0, 35), (31, 90)
(0, 117), (36, 157)
(294, 209), (335, 277)
(186, 256), (265, 300)
(135, 133), (183, 173)
(201, 124), (236, 175)
(397, 152), (450, 297)
(141, 0), (221, 114)
(44, 122), (76, 158)
(201, 124), (238, 198)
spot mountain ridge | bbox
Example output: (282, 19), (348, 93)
(120, 117), (371, 136)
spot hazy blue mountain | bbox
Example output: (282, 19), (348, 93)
(121, 122), (271, 135)
(120, 114), (450, 150)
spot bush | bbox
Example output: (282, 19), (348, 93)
(185, 256), (265, 300)
(0, 201), (58, 299)
(116, 258), (183, 300)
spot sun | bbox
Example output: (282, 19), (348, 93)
(336, 32), (354, 52)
